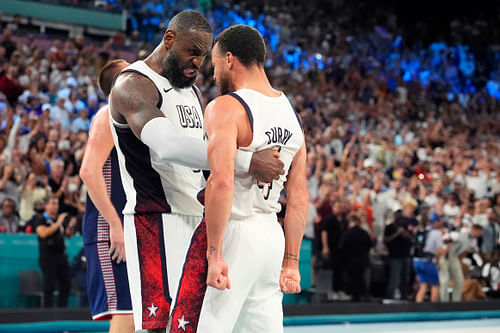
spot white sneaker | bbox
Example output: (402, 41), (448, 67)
(327, 291), (338, 301)
(338, 291), (351, 301)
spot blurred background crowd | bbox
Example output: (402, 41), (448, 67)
(1, 0), (500, 304)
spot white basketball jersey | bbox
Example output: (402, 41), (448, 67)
(109, 60), (205, 217)
(228, 88), (304, 220)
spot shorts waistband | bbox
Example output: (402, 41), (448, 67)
(228, 212), (277, 223)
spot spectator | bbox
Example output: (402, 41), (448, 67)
(338, 214), (372, 301)
(371, 174), (391, 243)
(19, 172), (48, 224)
(466, 166), (489, 200)
(383, 211), (413, 300)
(60, 175), (84, 218)
(48, 99), (70, 131)
(48, 159), (66, 198)
(313, 182), (335, 257)
(27, 132), (49, 175)
(443, 193), (461, 223)
(439, 224), (483, 302)
(0, 164), (20, 206)
(321, 201), (348, 296)
(0, 197), (19, 233)
(0, 65), (24, 105)
(71, 108), (90, 133)
(1, 28), (17, 61)
(481, 208), (499, 262)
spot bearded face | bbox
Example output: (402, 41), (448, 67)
(216, 69), (233, 96)
(162, 48), (198, 89)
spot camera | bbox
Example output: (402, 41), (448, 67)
(443, 230), (459, 244)
(35, 176), (45, 188)
(441, 219), (460, 244)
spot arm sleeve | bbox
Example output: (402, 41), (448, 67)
(140, 117), (252, 172)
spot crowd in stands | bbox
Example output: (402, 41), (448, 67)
(1, 0), (500, 304)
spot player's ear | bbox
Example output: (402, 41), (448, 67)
(226, 51), (234, 69)
(163, 30), (175, 50)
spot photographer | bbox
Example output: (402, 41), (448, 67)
(413, 213), (444, 303)
(32, 195), (71, 308)
(439, 224), (483, 302)
(383, 205), (413, 300)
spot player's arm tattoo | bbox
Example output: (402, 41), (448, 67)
(284, 252), (299, 262)
(209, 245), (217, 256)
(110, 73), (163, 137)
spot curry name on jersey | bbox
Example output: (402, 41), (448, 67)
(228, 88), (304, 220)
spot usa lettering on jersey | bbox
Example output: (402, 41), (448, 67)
(176, 105), (202, 128)
(265, 127), (293, 145)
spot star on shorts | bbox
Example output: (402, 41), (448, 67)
(147, 302), (159, 318)
(177, 314), (190, 331)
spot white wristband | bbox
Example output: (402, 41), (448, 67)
(235, 150), (252, 173)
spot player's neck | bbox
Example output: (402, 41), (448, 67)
(233, 67), (279, 97)
(144, 45), (164, 75)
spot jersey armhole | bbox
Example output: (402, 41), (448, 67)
(228, 92), (253, 133)
(286, 99), (303, 130)
(192, 85), (203, 109)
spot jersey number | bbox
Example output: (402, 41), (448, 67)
(256, 145), (280, 200)
(257, 181), (273, 200)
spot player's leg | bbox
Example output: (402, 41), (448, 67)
(197, 221), (257, 333)
(169, 219), (208, 333)
(110, 245), (134, 332)
(163, 214), (201, 305)
(233, 218), (285, 333)
(124, 214), (171, 331)
(85, 242), (107, 319)
(109, 314), (134, 333)
(233, 285), (283, 333)
(85, 241), (133, 325)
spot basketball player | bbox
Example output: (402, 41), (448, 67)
(198, 25), (309, 332)
(80, 59), (134, 333)
(108, 11), (284, 332)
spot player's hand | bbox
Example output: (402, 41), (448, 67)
(249, 148), (285, 183)
(280, 267), (301, 294)
(206, 258), (231, 290)
(109, 223), (126, 264)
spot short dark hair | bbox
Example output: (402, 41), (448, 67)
(215, 25), (266, 67)
(97, 59), (128, 97)
(471, 224), (483, 231)
(1, 198), (16, 209)
(44, 195), (59, 205)
(348, 213), (361, 225)
(168, 10), (213, 35)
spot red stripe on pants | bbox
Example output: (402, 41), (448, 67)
(170, 219), (207, 333)
(134, 214), (170, 330)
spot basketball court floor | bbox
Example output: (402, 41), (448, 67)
(285, 319), (500, 333)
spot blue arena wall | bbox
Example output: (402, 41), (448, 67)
(0, 0), (124, 30)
